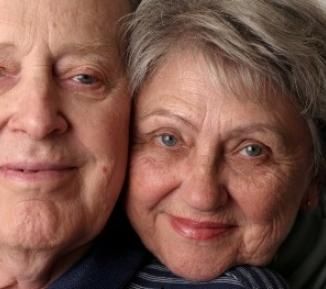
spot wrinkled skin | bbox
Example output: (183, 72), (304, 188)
(0, 0), (131, 288)
(126, 50), (316, 281)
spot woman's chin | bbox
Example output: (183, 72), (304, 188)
(163, 257), (231, 281)
(172, 267), (227, 281)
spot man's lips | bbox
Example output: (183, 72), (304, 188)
(169, 215), (236, 241)
(0, 163), (77, 181)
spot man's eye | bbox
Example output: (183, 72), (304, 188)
(0, 66), (13, 78)
(240, 144), (263, 157)
(0, 67), (5, 77)
(72, 74), (98, 85)
(159, 133), (178, 147)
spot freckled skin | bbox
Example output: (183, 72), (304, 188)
(126, 50), (316, 281)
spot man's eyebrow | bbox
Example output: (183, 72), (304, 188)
(0, 42), (118, 63)
(0, 43), (16, 64)
(59, 43), (116, 56)
(0, 43), (15, 52)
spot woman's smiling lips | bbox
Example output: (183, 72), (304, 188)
(169, 215), (236, 241)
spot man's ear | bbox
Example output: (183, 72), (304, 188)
(300, 180), (319, 212)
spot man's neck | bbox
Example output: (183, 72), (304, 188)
(0, 245), (89, 289)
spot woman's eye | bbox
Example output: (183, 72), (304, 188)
(240, 144), (264, 157)
(159, 133), (178, 147)
(72, 74), (98, 85)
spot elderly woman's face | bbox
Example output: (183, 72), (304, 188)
(0, 0), (130, 251)
(126, 51), (316, 280)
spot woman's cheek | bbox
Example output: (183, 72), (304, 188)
(227, 163), (294, 221)
(128, 150), (174, 205)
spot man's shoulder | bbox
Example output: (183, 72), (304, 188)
(48, 208), (149, 289)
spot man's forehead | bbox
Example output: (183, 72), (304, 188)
(0, 0), (133, 21)
(0, 0), (132, 60)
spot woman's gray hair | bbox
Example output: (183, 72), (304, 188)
(124, 0), (326, 184)
(128, 0), (141, 10)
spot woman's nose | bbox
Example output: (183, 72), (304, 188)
(7, 73), (69, 140)
(180, 161), (229, 212)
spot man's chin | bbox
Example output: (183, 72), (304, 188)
(1, 201), (71, 250)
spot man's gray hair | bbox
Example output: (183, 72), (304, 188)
(124, 0), (326, 184)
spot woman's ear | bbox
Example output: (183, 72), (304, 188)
(300, 180), (319, 212)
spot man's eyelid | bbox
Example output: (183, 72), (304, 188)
(0, 43), (18, 62)
(56, 66), (115, 91)
(0, 55), (20, 76)
(56, 63), (105, 77)
(55, 43), (117, 66)
(72, 74), (99, 85)
(55, 50), (115, 77)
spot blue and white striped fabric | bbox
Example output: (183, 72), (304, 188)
(126, 260), (289, 289)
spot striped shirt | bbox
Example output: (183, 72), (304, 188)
(126, 260), (289, 289)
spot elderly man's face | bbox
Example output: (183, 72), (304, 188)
(0, 0), (130, 251)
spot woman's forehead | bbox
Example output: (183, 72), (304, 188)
(147, 46), (290, 108)
(137, 49), (311, 140)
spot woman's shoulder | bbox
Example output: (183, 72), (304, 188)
(127, 260), (288, 289)
(272, 190), (326, 289)
(226, 265), (289, 289)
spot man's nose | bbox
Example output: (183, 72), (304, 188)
(180, 159), (229, 212)
(7, 72), (69, 140)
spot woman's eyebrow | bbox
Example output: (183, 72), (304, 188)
(138, 108), (197, 130)
(227, 123), (288, 143)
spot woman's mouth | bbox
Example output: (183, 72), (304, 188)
(169, 215), (236, 241)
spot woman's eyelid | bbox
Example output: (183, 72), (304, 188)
(134, 121), (191, 147)
(239, 143), (267, 157)
(156, 133), (179, 147)
(136, 114), (195, 134)
(143, 117), (195, 143)
(225, 137), (272, 157)
(155, 128), (183, 143)
(225, 124), (288, 153)
(137, 111), (198, 132)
